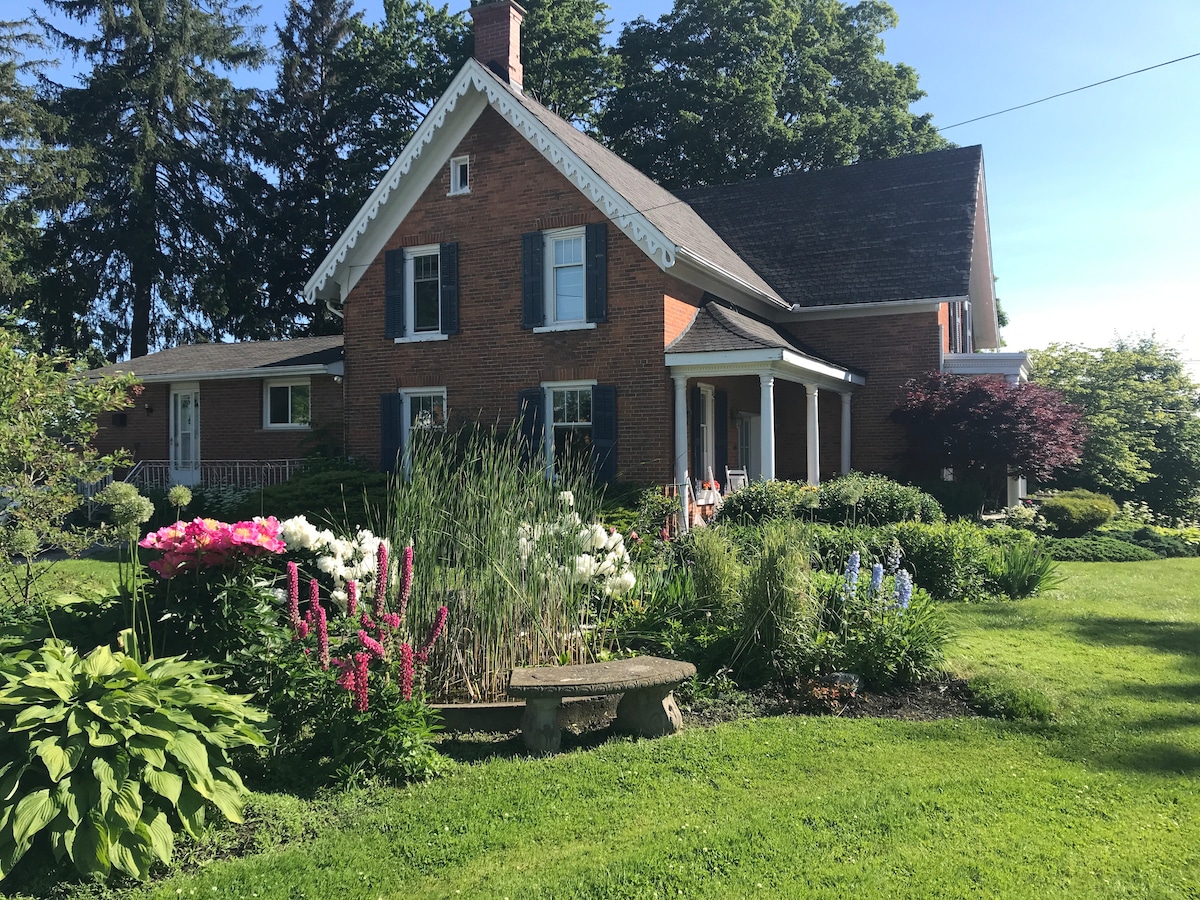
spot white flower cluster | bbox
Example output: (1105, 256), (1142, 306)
(279, 515), (388, 605)
(516, 500), (636, 597)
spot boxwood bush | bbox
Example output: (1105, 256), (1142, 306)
(815, 472), (944, 526)
(1038, 489), (1119, 537)
(1102, 527), (1197, 558)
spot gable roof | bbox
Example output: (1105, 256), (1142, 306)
(89, 336), (344, 383)
(304, 59), (786, 311)
(677, 146), (985, 307)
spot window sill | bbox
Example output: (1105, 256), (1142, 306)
(262, 425), (312, 431)
(533, 322), (596, 334)
(447, 188), (470, 197)
(394, 333), (450, 344)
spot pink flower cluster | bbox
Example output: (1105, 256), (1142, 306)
(140, 517), (285, 578)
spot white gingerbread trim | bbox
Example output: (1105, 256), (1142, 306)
(305, 60), (689, 304)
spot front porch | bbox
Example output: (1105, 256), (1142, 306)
(123, 458), (307, 492)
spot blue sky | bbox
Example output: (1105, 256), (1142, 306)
(44, 0), (1200, 370)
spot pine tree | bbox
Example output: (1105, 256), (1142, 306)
(36, 0), (264, 360)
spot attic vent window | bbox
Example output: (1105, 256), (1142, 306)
(449, 156), (470, 195)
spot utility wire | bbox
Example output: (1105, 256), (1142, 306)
(937, 51), (1200, 131)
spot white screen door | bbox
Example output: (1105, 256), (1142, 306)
(170, 385), (201, 486)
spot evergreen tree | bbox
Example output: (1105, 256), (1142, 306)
(601, 0), (948, 188)
(255, 0), (361, 336)
(36, 0), (264, 360)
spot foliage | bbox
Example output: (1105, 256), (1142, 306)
(967, 673), (1054, 722)
(225, 465), (388, 530)
(814, 472), (944, 526)
(1037, 489), (1117, 537)
(33, 0), (266, 359)
(714, 479), (818, 525)
(984, 540), (1063, 599)
(913, 477), (987, 519)
(602, 0), (948, 189)
(1042, 536), (1159, 563)
(892, 371), (1086, 510)
(519, 0), (618, 129)
(1101, 527), (1197, 559)
(0, 329), (135, 603)
(1029, 338), (1200, 518)
(0, 635), (268, 882)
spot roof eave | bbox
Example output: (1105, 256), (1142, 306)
(104, 361), (344, 384)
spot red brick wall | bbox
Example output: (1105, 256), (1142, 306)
(664, 277), (703, 347)
(93, 376), (344, 464)
(342, 106), (673, 482)
(796, 312), (942, 476)
(938, 302), (950, 355)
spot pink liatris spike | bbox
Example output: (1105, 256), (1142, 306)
(352, 652), (371, 712)
(287, 561), (301, 630)
(417, 605), (449, 659)
(347, 580), (358, 616)
(373, 540), (388, 619)
(316, 601), (330, 670)
(309, 577), (320, 617)
(358, 629), (386, 659)
(400, 642), (415, 701)
(296, 619), (310, 640)
(398, 543), (414, 620)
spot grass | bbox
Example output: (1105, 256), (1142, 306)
(3, 560), (1199, 898)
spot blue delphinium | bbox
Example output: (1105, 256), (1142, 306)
(844, 550), (861, 599)
(893, 569), (913, 610)
(870, 562), (884, 598)
(885, 538), (902, 576)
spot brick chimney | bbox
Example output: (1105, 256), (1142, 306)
(470, 0), (525, 91)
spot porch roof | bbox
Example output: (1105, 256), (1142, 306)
(665, 300), (865, 389)
(89, 336), (344, 383)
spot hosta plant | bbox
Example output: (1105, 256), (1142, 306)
(0, 632), (269, 882)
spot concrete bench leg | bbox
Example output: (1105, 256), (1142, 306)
(614, 685), (683, 738)
(520, 697), (562, 753)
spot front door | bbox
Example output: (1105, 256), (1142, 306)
(170, 384), (201, 486)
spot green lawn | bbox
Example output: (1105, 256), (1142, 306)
(5, 560), (1200, 898)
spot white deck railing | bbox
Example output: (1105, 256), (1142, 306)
(124, 459), (306, 491)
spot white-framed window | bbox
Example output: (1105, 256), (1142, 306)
(449, 155), (470, 195)
(398, 387), (447, 475)
(697, 383), (715, 483)
(543, 380), (596, 474)
(264, 379), (311, 429)
(403, 244), (444, 340)
(538, 227), (592, 331)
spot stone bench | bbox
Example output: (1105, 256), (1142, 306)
(508, 656), (697, 753)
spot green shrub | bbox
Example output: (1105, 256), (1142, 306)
(713, 480), (818, 525)
(634, 486), (684, 538)
(815, 472), (944, 526)
(968, 673), (1054, 722)
(1102, 527), (1197, 559)
(887, 521), (992, 602)
(226, 465), (389, 530)
(985, 539), (1063, 599)
(914, 478), (988, 519)
(1038, 489), (1118, 537)
(1043, 536), (1159, 562)
(0, 635), (268, 882)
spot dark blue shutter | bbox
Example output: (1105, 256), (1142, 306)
(440, 242), (459, 335)
(521, 232), (544, 328)
(384, 249), (405, 339)
(517, 388), (545, 462)
(591, 385), (617, 483)
(714, 389), (728, 486)
(690, 385), (701, 482)
(585, 222), (607, 324)
(380, 392), (403, 473)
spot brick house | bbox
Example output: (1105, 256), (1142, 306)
(90, 337), (345, 489)
(304, 0), (1027, 510)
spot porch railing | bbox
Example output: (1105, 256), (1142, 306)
(123, 459), (307, 492)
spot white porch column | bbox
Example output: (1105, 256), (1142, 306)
(840, 392), (852, 475)
(805, 384), (820, 486)
(672, 375), (690, 532)
(759, 374), (776, 481)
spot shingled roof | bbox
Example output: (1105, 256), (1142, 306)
(90, 335), (344, 380)
(677, 146), (984, 307)
(666, 298), (860, 375)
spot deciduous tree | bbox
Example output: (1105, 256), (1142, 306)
(891, 371), (1086, 510)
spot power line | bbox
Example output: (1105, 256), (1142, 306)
(938, 51), (1200, 131)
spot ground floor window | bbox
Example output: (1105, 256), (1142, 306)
(265, 379), (311, 428)
(545, 382), (595, 475)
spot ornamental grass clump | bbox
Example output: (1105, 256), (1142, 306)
(387, 425), (630, 701)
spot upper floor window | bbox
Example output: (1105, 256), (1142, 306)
(521, 223), (607, 331)
(265, 379), (311, 429)
(449, 155), (470, 195)
(384, 243), (459, 341)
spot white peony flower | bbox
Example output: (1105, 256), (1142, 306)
(558, 490), (575, 507)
